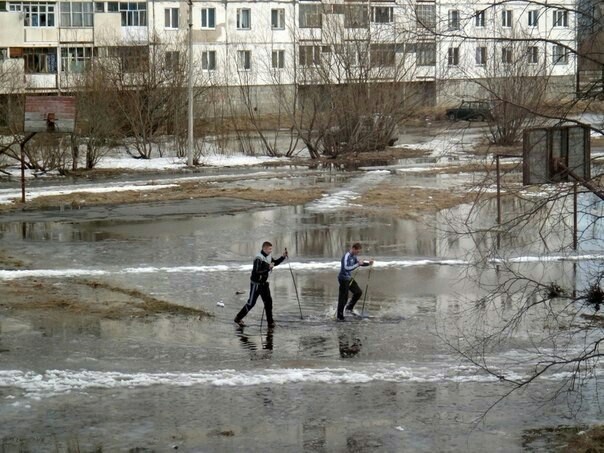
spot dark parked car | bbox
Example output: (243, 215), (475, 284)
(446, 101), (492, 121)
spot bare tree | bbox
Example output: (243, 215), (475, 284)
(284, 4), (424, 157)
(0, 57), (33, 174)
(63, 63), (124, 170)
(92, 34), (191, 160)
(476, 39), (550, 146)
(428, 1), (604, 414)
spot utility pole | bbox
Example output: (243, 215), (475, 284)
(187, 0), (194, 166)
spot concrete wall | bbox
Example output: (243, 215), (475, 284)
(436, 75), (577, 107)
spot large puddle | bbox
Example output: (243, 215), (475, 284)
(1, 155), (603, 450)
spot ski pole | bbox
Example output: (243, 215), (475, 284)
(285, 248), (303, 319)
(360, 262), (373, 316)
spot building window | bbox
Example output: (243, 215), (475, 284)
(60, 46), (93, 72)
(299, 45), (320, 66)
(119, 2), (146, 26)
(552, 45), (568, 64)
(271, 8), (284, 29)
(24, 47), (57, 73)
(164, 7), (178, 29)
(104, 46), (148, 72)
(475, 46), (486, 65)
(201, 7), (215, 29)
(416, 4), (435, 30)
(528, 10), (539, 27)
(553, 10), (568, 27)
(527, 46), (538, 64)
(107, 1), (117, 12)
(448, 10), (460, 30)
(334, 4), (367, 29)
(94, 2), (103, 12)
(165, 50), (179, 71)
(237, 49), (251, 70)
(202, 50), (215, 70)
(272, 49), (284, 69)
(447, 47), (459, 66)
(0, 48), (8, 60)
(371, 6), (393, 24)
(501, 47), (512, 64)
(417, 42), (435, 66)
(10, 2), (56, 27)
(236, 8), (250, 29)
(370, 44), (395, 67)
(60, 2), (93, 27)
(475, 10), (485, 27)
(299, 4), (321, 28)
(501, 10), (512, 28)
(335, 44), (367, 67)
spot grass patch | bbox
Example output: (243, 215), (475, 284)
(0, 250), (26, 268)
(564, 425), (604, 452)
(0, 278), (211, 320)
(359, 185), (477, 219)
(522, 424), (604, 452)
(0, 181), (325, 214)
(80, 280), (211, 318)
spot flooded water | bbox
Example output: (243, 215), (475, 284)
(1, 149), (603, 451)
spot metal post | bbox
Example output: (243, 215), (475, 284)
(572, 261), (577, 299)
(496, 154), (501, 249)
(496, 154), (501, 225)
(573, 183), (578, 251)
(187, 0), (194, 167)
(20, 141), (25, 203)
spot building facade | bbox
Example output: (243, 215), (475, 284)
(0, 0), (578, 109)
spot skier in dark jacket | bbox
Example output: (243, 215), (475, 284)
(234, 241), (287, 328)
(337, 242), (373, 320)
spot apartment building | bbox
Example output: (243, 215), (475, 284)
(0, 0), (578, 108)
(577, 0), (603, 96)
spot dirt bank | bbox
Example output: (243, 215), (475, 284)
(359, 185), (479, 219)
(0, 277), (210, 320)
(0, 147), (433, 215)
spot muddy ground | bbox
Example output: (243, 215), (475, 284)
(0, 249), (208, 320)
(0, 148), (519, 217)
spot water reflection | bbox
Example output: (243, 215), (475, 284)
(414, 384), (437, 403)
(299, 335), (330, 357)
(346, 432), (383, 451)
(255, 387), (273, 408)
(0, 221), (126, 242)
(235, 328), (273, 360)
(338, 331), (362, 358)
(302, 418), (327, 452)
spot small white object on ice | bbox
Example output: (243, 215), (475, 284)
(395, 426), (405, 431)
(216, 301), (224, 307)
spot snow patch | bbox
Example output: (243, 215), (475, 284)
(2, 255), (603, 280)
(0, 183), (178, 205)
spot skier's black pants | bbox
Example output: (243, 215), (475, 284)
(337, 278), (362, 318)
(235, 282), (274, 324)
